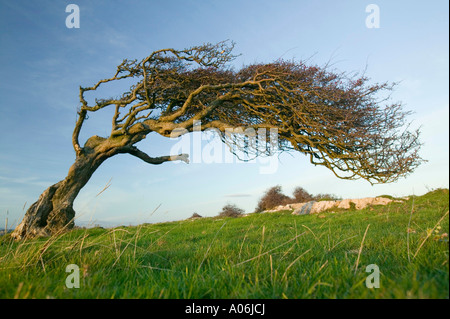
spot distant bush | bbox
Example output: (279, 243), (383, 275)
(255, 185), (291, 212)
(189, 212), (202, 219)
(219, 204), (245, 218)
(255, 185), (342, 212)
(292, 186), (314, 203)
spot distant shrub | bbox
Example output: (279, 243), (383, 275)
(219, 204), (245, 218)
(255, 185), (342, 212)
(292, 186), (314, 203)
(189, 212), (202, 219)
(255, 185), (291, 212)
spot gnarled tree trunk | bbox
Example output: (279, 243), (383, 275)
(11, 147), (106, 240)
(12, 134), (188, 240)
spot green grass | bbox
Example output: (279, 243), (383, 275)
(0, 189), (448, 299)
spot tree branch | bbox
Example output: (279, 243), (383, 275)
(72, 108), (87, 156)
(126, 146), (189, 165)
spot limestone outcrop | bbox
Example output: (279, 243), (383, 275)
(263, 197), (405, 215)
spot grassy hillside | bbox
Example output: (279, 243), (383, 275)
(0, 189), (448, 299)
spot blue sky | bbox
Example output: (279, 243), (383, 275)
(0, 0), (448, 228)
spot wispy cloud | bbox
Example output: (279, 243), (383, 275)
(0, 175), (51, 188)
(224, 193), (253, 198)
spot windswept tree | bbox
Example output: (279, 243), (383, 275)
(12, 41), (423, 239)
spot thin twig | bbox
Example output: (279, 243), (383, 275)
(302, 224), (325, 249)
(198, 221), (227, 271)
(96, 178), (112, 197)
(314, 260), (329, 276)
(238, 223), (253, 259)
(282, 248), (311, 281)
(407, 198), (415, 263)
(329, 235), (358, 252)
(413, 210), (449, 259)
(354, 224), (370, 274)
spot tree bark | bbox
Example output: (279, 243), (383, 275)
(11, 148), (107, 240)
(11, 134), (188, 240)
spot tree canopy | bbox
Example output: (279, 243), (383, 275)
(75, 40), (423, 184)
